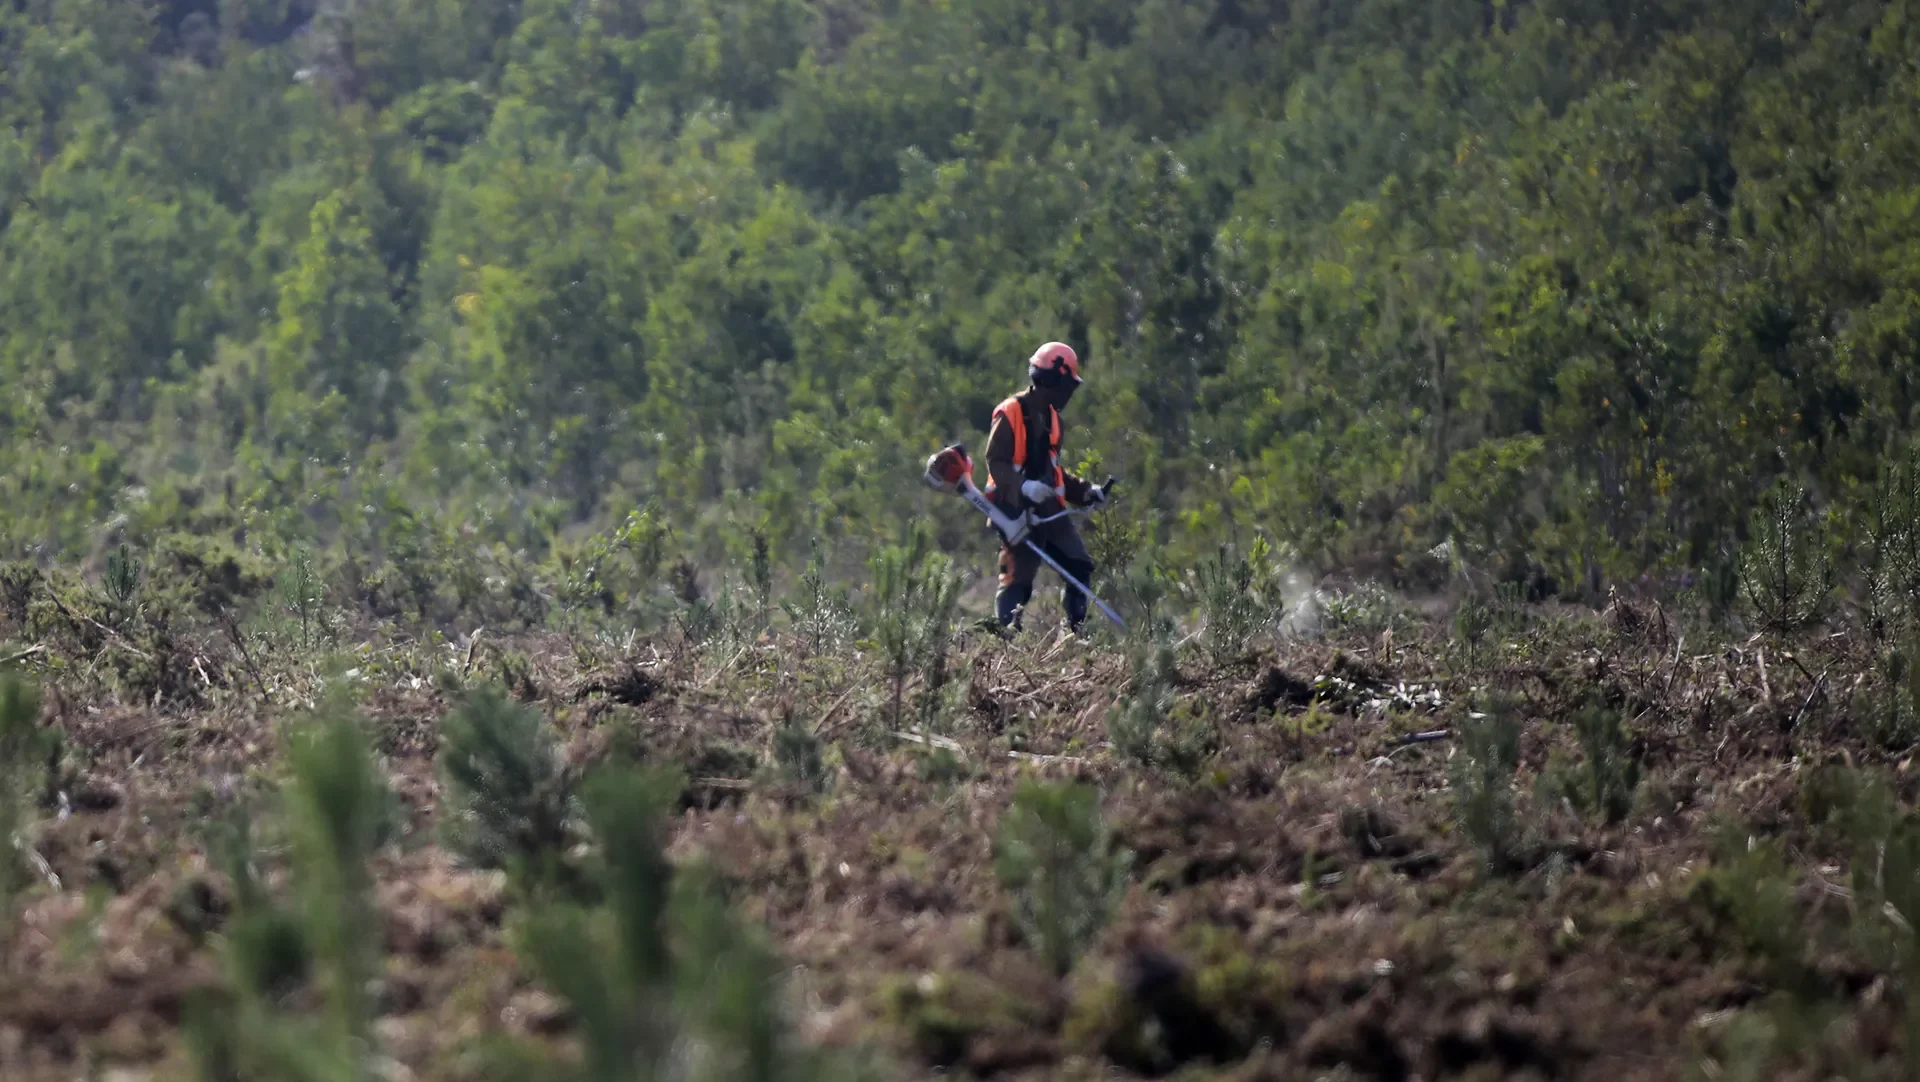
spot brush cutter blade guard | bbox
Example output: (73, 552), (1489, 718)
(923, 444), (973, 493)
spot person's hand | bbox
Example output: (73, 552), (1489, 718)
(1020, 479), (1057, 506)
(1085, 485), (1109, 509)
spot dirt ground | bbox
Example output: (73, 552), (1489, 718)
(0, 589), (1908, 1082)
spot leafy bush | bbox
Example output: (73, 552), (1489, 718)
(1322, 581), (1403, 638)
(274, 545), (327, 654)
(1450, 593), (1493, 669)
(1115, 555), (1178, 645)
(993, 780), (1131, 977)
(1450, 695), (1523, 872)
(1693, 820), (1806, 989)
(556, 506), (674, 621)
(747, 526), (775, 634)
(436, 685), (574, 888)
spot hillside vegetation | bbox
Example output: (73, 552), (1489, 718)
(1, 0), (1917, 589)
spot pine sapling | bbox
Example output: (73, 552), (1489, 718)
(993, 780), (1131, 977)
(1106, 637), (1176, 767)
(1739, 481), (1833, 634)
(103, 544), (142, 627)
(436, 685), (573, 889)
(1568, 697), (1640, 824)
(1450, 696), (1523, 872)
(0, 675), (52, 907)
(782, 538), (856, 654)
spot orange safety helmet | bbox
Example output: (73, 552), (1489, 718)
(1027, 341), (1081, 386)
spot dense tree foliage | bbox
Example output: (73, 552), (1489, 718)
(4, 0), (1919, 596)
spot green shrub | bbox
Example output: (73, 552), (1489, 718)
(1562, 697), (1641, 825)
(274, 545), (326, 654)
(1865, 450), (1920, 642)
(1738, 481), (1833, 634)
(747, 526), (775, 634)
(868, 527), (962, 729)
(1115, 555), (1177, 644)
(1106, 637), (1176, 768)
(1322, 581), (1403, 639)
(1693, 821), (1806, 990)
(507, 765), (855, 1082)
(187, 699), (396, 1082)
(1189, 543), (1272, 667)
(103, 543), (143, 625)
(993, 780), (1131, 977)
(770, 717), (830, 795)
(1450, 593), (1493, 670)
(436, 685), (574, 888)
(782, 538), (857, 654)
(0, 675), (54, 907)
(1450, 695), (1523, 872)
(1862, 636), (1920, 751)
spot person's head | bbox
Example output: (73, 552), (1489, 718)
(1027, 341), (1082, 410)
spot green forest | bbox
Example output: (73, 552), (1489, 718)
(4, 0), (1919, 594)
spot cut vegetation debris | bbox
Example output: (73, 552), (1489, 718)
(3, 541), (1920, 1082)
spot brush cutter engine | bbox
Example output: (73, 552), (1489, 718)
(923, 444), (974, 494)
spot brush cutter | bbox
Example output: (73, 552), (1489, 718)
(922, 443), (1128, 632)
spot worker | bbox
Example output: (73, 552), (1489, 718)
(985, 341), (1109, 632)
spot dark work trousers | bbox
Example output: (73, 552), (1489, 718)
(995, 513), (1096, 632)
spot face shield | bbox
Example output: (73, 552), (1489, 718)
(1031, 364), (1081, 410)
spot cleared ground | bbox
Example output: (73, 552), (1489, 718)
(0, 575), (1905, 1082)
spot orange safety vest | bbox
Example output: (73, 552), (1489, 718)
(985, 394), (1064, 500)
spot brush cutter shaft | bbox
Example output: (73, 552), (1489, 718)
(1020, 539), (1128, 632)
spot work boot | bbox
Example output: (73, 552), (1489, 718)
(1061, 585), (1090, 634)
(996, 583), (1033, 630)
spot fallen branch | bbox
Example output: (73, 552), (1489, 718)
(217, 609), (267, 697)
(16, 839), (60, 893)
(1008, 750), (1089, 766)
(1391, 729), (1453, 746)
(463, 627), (486, 675)
(0, 644), (47, 667)
(1786, 670), (1830, 732)
(814, 684), (868, 741)
(1663, 634), (1685, 697)
(890, 729), (963, 754)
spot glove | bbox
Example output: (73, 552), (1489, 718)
(998, 509), (1032, 549)
(1085, 485), (1109, 509)
(1020, 479), (1058, 506)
